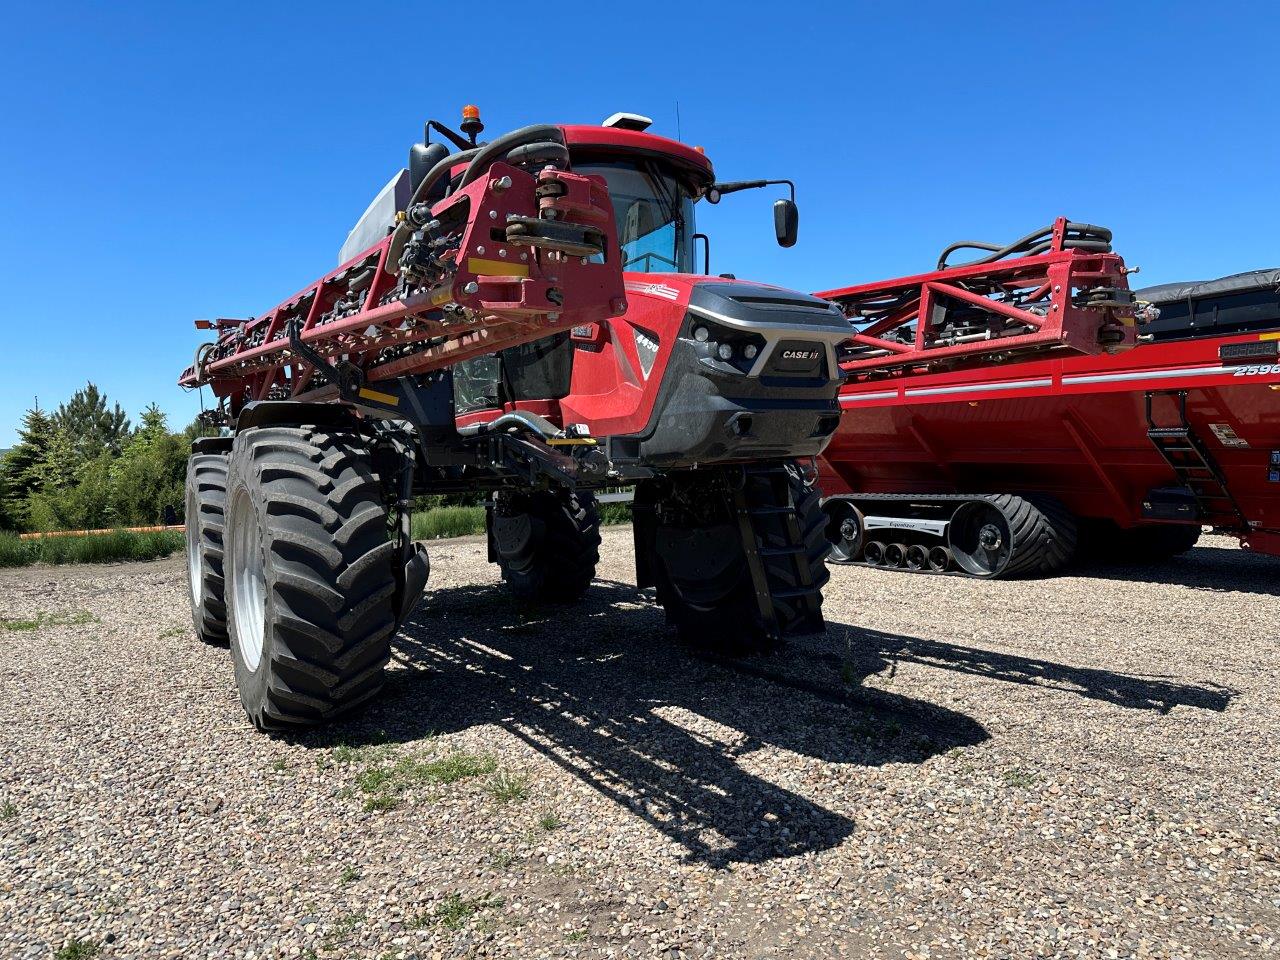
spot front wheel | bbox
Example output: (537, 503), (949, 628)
(639, 464), (829, 655)
(225, 426), (397, 732)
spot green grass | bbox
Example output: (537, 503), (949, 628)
(1, 800), (17, 820)
(598, 501), (632, 525)
(411, 506), (486, 540)
(351, 750), (498, 812)
(338, 865), (361, 884)
(54, 940), (99, 960)
(536, 809), (563, 832)
(0, 610), (98, 632)
(488, 770), (530, 805)
(1002, 767), (1038, 789)
(0, 529), (185, 568)
(420, 893), (502, 932)
(408, 498), (632, 542)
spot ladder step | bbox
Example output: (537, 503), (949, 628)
(768, 586), (814, 600)
(747, 506), (793, 516)
(758, 546), (802, 558)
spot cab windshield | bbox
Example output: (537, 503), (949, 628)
(574, 160), (697, 274)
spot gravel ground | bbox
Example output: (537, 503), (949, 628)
(1, 530), (1277, 959)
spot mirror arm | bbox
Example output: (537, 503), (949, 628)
(710, 178), (795, 201)
(693, 233), (711, 274)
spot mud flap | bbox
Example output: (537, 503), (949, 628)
(397, 542), (431, 625)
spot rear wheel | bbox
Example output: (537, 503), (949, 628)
(185, 452), (229, 645)
(225, 426), (397, 732)
(947, 495), (1077, 578)
(489, 489), (601, 603)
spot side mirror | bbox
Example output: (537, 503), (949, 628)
(706, 187), (722, 204)
(774, 198), (798, 248)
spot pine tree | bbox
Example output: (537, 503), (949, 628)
(1, 406), (58, 528)
(54, 382), (131, 460)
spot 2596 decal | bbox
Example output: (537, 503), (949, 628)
(1232, 364), (1280, 376)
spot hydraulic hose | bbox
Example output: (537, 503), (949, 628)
(408, 146), (481, 209)
(400, 124), (569, 247)
(456, 410), (562, 439)
(937, 222), (1113, 270)
(456, 124), (566, 191)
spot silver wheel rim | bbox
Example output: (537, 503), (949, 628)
(186, 488), (202, 608)
(231, 491), (267, 672)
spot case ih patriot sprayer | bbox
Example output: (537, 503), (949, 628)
(181, 111), (1137, 731)
(816, 229), (1280, 578)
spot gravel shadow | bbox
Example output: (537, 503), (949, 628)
(1071, 543), (1280, 598)
(280, 571), (1235, 865)
(291, 580), (990, 867)
(803, 624), (1236, 714)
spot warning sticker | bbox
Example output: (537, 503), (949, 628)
(1209, 423), (1250, 448)
(1271, 450), (1280, 466)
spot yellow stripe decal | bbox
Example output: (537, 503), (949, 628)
(357, 387), (399, 406)
(466, 258), (529, 278)
(1260, 332), (1280, 341)
(545, 438), (597, 446)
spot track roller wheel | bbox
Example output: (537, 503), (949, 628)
(185, 451), (230, 645)
(863, 541), (886, 566)
(947, 495), (1077, 578)
(927, 545), (951, 572)
(823, 499), (865, 563)
(884, 542), (907, 568)
(225, 426), (397, 732)
(489, 488), (601, 603)
(905, 544), (928, 570)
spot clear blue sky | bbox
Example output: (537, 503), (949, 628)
(2, 1), (1276, 446)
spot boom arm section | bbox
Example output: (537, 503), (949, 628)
(180, 148), (624, 415)
(817, 218), (1140, 380)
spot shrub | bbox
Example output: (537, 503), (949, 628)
(411, 506), (486, 540)
(0, 530), (185, 568)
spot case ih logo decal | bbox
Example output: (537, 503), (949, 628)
(782, 349), (820, 360)
(624, 281), (680, 301)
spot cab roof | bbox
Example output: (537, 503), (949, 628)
(560, 124), (715, 186)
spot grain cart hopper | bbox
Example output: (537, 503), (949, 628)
(818, 254), (1280, 576)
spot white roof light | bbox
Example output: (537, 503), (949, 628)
(602, 112), (653, 132)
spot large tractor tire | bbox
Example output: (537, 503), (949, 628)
(185, 451), (230, 645)
(639, 465), (829, 655)
(489, 489), (601, 603)
(947, 494), (1077, 578)
(224, 426), (397, 732)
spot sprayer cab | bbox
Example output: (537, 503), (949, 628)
(447, 117), (852, 470)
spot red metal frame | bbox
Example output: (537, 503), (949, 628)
(818, 328), (1280, 557)
(817, 218), (1137, 377)
(180, 161), (624, 414)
